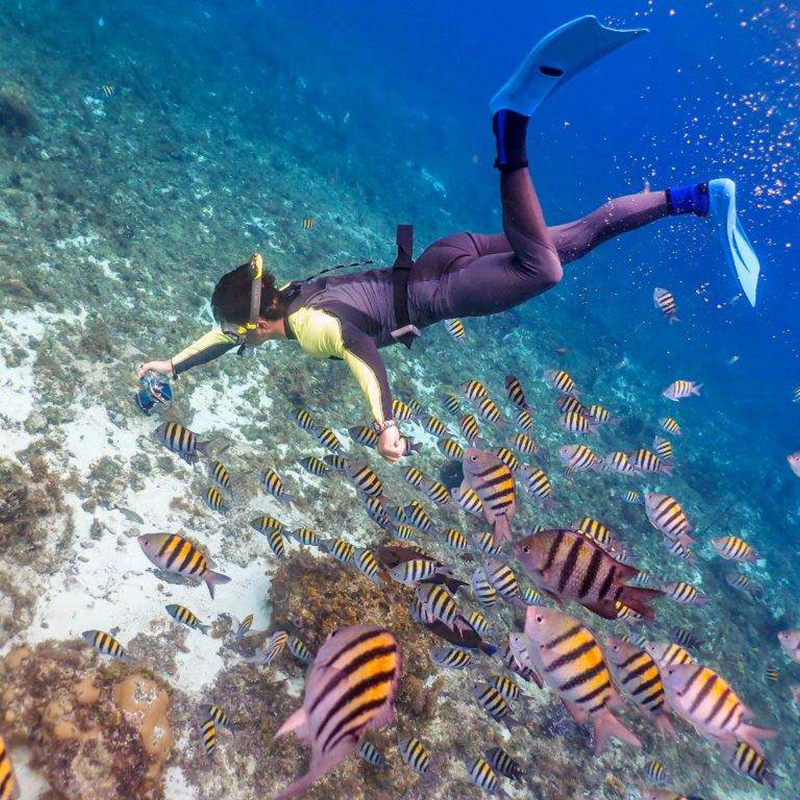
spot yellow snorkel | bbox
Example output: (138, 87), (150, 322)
(239, 252), (263, 356)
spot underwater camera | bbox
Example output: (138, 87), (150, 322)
(136, 370), (173, 415)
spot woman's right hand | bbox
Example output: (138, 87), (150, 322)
(136, 360), (174, 380)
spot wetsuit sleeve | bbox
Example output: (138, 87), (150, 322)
(339, 322), (393, 425)
(170, 328), (239, 376)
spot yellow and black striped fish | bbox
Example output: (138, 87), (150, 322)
(474, 530), (502, 556)
(82, 629), (126, 660)
(467, 611), (491, 635)
(510, 431), (540, 455)
(200, 718), (217, 755)
(725, 572), (763, 598)
(206, 704), (230, 729)
(295, 408), (316, 431)
(488, 446), (519, 472)
(250, 514), (284, 534)
(489, 675), (521, 701)
(407, 398), (424, 416)
(459, 413), (481, 443)
(460, 379), (489, 402)
(443, 527), (469, 551)
(662, 580), (706, 605)
(653, 287), (678, 322)
(475, 396), (506, 426)
(451, 485), (484, 516)
(416, 583), (461, 627)
(471, 684), (517, 730)
(437, 437), (464, 460)
(643, 759), (667, 785)
(556, 395), (589, 415)
(468, 756), (501, 792)
(420, 477), (451, 506)
(261, 467), (295, 505)
(356, 739), (384, 766)
(166, 603), (209, 634)
(659, 416), (682, 436)
(203, 486), (227, 513)
(348, 425), (379, 448)
(403, 500), (437, 533)
(572, 517), (617, 550)
(486, 747), (525, 782)
(299, 455), (329, 476)
(462, 450), (517, 543)
(234, 613), (254, 638)
(666, 537), (696, 565)
(254, 630), (289, 665)
(544, 369), (578, 396)
(614, 600), (642, 622)
(442, 392), (462, 416)
(209, 460), (232, 491)
(559, 411), (598, 434)
(587, 404), (616, 425)
(302, 218), (315, 229)
(288, 635), (314, 664)
(274, 626), (403, 795)
(623, 489), (641, 504)
(793, 386), (800, 403)
(0, 734), (18, 800)
(652, 435), (674, 461)
(102, 84), (115, 97)
(485, 559), (520, 601)
(420, 414), (448, 438)
(662, 379), (702, 401)
(402, 466), (425, 488)
(631, 448), (673, 476)
(445, 318), (465, 342)
(392, 399), (416, 421)
(315, 426), (344, 454)
(343, 460), (384, 497)
(429, 646), (472, 669)
(320, 537), (356, 564)
(398, 735), (431, 776)
(558, 443), (599, 471)
(722, 740), (775, 787)
(471, 567), (498, 608)
(514, 407), (533, 431)
(711, 535), (757, 563)
(644, 493), (694, 545)
(138, 533), (231, 597)
(353, 548), (383, 584)
(645, 641), (694, 668)
(323, 454), (348, 472)
(516, 464), (552, 503)
(504, 374), (532, 411)
(154, 421), (211, 465)
(765, 666), (779, 682)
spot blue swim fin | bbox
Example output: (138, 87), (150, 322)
(708, 178), (761, 307)
(490, 15), (649, 117)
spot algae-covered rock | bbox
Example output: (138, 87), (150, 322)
(0, 641), (172, 799)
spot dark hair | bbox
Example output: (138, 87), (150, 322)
(210, 263), (285, 325)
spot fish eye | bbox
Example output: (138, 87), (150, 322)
(521, 546), (530, 554)
(535, 614), (543, 623)
(470, 455), (478, 462)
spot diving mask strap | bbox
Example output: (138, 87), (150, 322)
(243, 252), (263, 356)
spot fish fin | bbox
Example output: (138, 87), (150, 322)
(492, 516), (512, 545)
(660, 463), (675, 476)
(669, 316), (680, 324)
(592, 708), (641, 754)
(614, 562), (639, 583)
(204, 569), (232, 599)
(653, 713), (676, 738)
(479, 642), (498, 657)
(582, 599), (620, 621)
(274, 707), (310, 740)
(735, 722), (777, 756)
(563, 701), (589, 724)
(272, 737), (356, 800)
(368, 703), (397, 729)
(282, 493), (297, 507)
(692, 383), (703, 395)
(179, 451), (197, 465)
(618, 586), (663, 621)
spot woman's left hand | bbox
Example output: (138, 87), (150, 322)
(378, 425), (406, 464)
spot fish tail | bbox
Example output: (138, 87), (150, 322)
(198, 623), (210, 636)
(592, 708), (641, 755)
(492, 516), (512, 546)
(408, 440), (423, 454)
(618, 586), (662, 621)
(273, 770), (322, 800)
(654, 713), (676, 738)
(669, 316), (680, 324)
(736, 722), (777, 755)
(692, 383), (703, 395)
(479, 642), (498, 657)
(204, 569), (232, 599)
(660, 463), (675, 476)
(282, 493), (297, 507)
(197, 438), (217, 456)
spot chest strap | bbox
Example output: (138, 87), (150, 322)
(390, 224), (421, 349)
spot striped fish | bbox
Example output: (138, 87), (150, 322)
(558, 444), (599, 471)
(393, 524), (418, 540)
(645, 641), (694, 669)
(720, 740), (775, 787)
(262, 467), (295, 505)
(420, 477), (451, 506)
(459, 413), (482, 444)
(726, 572), (763, 598)
(520, 586), (544, 605)
(644, 493), (694, 547)
(661, 663), (775, 753)
(209, 460), (232, 491)
(291, 527), (321, 547)
(523, 607), (640, 753)
(200, 718), (217, 755)
(430, 646), (472, 669)
(794, 386), (800, 404)
(471, 684), (517, 731)
(603, 451), (636, 475)
(203, 486), (227, 513)
(234, 613), (254, 638)
(460, 379), (489, 402)
(295, 408), (316, 431)
(314, 426), (344, 454)
(442, 392), (462, 416)
(82, 630), (126, 660)
(388, 558), (441, 587)
(320, 537), (355, 565)
(356, 739), (385, 767)
(504, 635), (544, 686)
(468, 756), (501, 793)
(392, 399), (416, 421)
(510, 431), (541, 456)
(437, 437), (465, 460)
(489, 675), (522, 701)
(644, 759), (667, 785)
(623, 489), (642, 504)
(443, 527), (469, 551)
(206, 705), (230, 729)
(474, 530), (502, 557)
(407, 399), (424, 416)
(288, 636), (314, 664)
(166, 604), (209, 634)
(474, 396), (507, 426)
(514, 407), (533, 432)
(420, 414), (449, 438)
(488, 446), (520, 473)
(323, 453), (349, 472)
(484, 559), (520, 601)
(559, 411), (598, 435)
(659, 416), (682, 436)
(398, 735), (431, 776)
(273, 626), (402, 798)
(299, 456), (329, 476)
(471, 568), (498, 608)
(416, 583), (462, 628)
(353, 548), (383, 584)
(671, 628), (703, 650)
(543, 369), (578, 396)
(513, 529), (661, 621)
(445, 318), (465, 342)
(711, 535), (757, 563)
(302, 218), (315, 229)
(556, 395), (589, 415)
(665, 537), (696, 565)
(765, 666), (779, 682)
(138, 533), (230, 598)
(402, 500), (438, 534)
(605, 637), (675, 736)
(653, 287), (679, 322)
(652, 435), (674, 462)
(486, 746), (525, 782)
(250, 514), (284, 534)
(504, 374), (532, 411)
(343, 460), (384, 497)
(587, 404), (617, 425)
(467, 611), (491, 636)
(662, 580), (706, 605)
(571, 517), (619, 551)
(462, 449), (517, 544)
(154, 421), (212, 465)
(662, 379), (702, 401)
(515, 464), (553, 504)
(631, 448), (673, 476)
(102, 84), (115, 97)
(451, 485), (485, 516)
(614, 600), (643, 622)
(348, 425), (379, 449)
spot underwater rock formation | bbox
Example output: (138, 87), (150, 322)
(0, 641), (172, 799)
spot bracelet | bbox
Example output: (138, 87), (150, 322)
(372, 419), (397, 434)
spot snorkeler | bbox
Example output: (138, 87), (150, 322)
(138, 16), (761, 464)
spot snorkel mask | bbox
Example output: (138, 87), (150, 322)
(235, 252), (263, 357)
(136, 370), (173, 415)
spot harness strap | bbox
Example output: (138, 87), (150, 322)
(390, 224), (420, 349)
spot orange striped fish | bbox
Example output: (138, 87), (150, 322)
(138, 533), (231, 598)
(462, 448), (516, 544)
(711, 535), (757, 563)
(0, 734), (18, 800)
(653, 287), (679, 323)
(273, 626), (403, 799)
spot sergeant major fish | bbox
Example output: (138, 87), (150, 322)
(653, 287), (679, 322)
(154, 421), (213, 465)
(462, 448), (516, 544)
(662, 380), (702, 401)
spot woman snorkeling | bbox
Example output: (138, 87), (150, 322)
(138, 16), (760, 464)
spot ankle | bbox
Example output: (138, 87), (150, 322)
(666, 182), (710, 216)
(493, 109), (530, 173)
